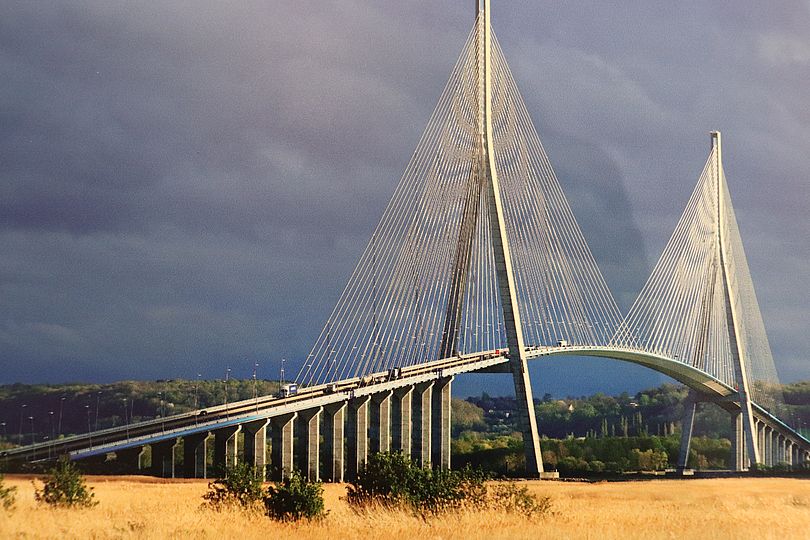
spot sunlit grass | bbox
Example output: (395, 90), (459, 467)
(1, 475), (809, 539)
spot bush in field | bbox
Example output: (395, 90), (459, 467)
(263, 470), (325, 522)
(1, 473), (17, 511)
(203, 463), (265, 510)
(490, 481), (552, 517)
(34, 456), (96, 508)
(347, 451), (550, 518)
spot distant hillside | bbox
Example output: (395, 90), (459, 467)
(0, 379), (280, 447)
(1, 379), (808, 452)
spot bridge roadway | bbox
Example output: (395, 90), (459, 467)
(3, 346), (809, 477)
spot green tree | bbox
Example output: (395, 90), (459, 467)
(35, 457), (97, 508)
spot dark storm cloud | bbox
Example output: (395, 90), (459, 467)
(1, 1), (808, 391)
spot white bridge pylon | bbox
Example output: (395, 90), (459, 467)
(298, 4), (785, 471)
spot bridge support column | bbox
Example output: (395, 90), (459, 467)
(117, 446), (147, 471)
(370, 391), (392, 454)
(730, 411), (746, 471)
(392, 386), (413, 456)
(765, 427), (774, 467)
(323, 402), (346, 482)
(431, 376), (453, 469)
(271, 413), (297, 480)
(412, 382), (433, 467)
(297, 407), (322, 481)
(346, 396), (370, 481)
(183, 433), (211, 478)
(677, 392), (697, 472)
(243, 419), (269, 480)
(778, 435), (787, 465)
(213, 425), (241, 473)
(151, 439), (179, 478)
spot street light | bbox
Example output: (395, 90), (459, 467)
(253, 361), (259, 412)
(194, 373), (201, 410)
(84, 405), (92, 448)
(28, 415), (35, 445)
(123, 399), (130, 440)
(224, 367), (231, 418)
(18, 404), (27, 445)
(58, 396), (66, 436)
(48, 411), (55, 442)
(95, 391), (102, 432)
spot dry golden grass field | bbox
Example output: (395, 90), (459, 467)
(2, 475), (810, 539)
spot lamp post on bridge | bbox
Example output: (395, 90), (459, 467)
(252, 361), (259, 413)
(28, 415), (35, 446)
(57, 396), (65, 437)
(95, 391), (102, 432)
(85, 404), (92, 448)
(123, 399), (130, 440)
(18, 403), (27, 445)
(224, 367), (231, 418)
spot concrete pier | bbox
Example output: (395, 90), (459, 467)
(370, 391), (392, 454)
(431, 376), (453, 469)
(117, 446), (147, 471)
(730, 411), (745, 470)
(213, 425), (241, 473)
(346, 396), (370, 480)
(412, 381), (433, 466)
(677, 393), (697, 472)
(270, 413), (297, 480)
(391, 386), (413, 456)
(297, 407), (322, 481)
(242, 419), (269, 479)
(151, 439), (179, 478)
(323, 402), (347, 482)
(183, 432), (211, 478)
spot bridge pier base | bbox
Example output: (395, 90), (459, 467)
(183, 433), (211, 478)
(370, 391), (392, 454)
(730, 411), (746, 471)
(412, 382), (433, 467)
(392, 387), (413, 456)
(431, 376), (453, 469)
(271, 413), (297, 480)
(213, 425), (241, 474)
(151, 438), (179, 478)
(346, 396), (370, 481)
(297, 407), (322, 481)
(243, 419), (269, 480)
(323, 402), (347, 482)
(677, 392), (697, 472)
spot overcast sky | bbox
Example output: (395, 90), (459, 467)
(1, 1), (808, 397)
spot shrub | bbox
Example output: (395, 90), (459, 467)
(490, 481), (552, 518)
(347, 452), (550, 518)
(346, 451), (415, 508)
(35, 456), (97, 508)
(203, 463), (265, 510)
(1, 474), (17, 511)
(263, 470), (325, 522)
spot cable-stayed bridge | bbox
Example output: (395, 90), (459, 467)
(4, 1), (809, 477)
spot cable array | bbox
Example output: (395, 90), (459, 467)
(613, 146), (784, 412)
(297, 18), (622, 387)
(296, 15), (784, 419)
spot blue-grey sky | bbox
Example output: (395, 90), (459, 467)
(1, 1), (808, 397)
